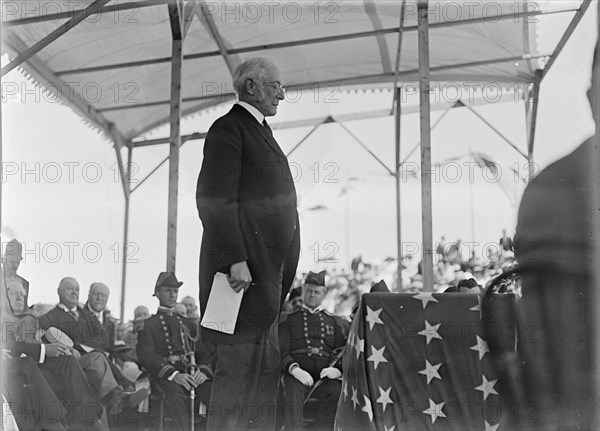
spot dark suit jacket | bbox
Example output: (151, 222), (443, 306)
(3, 339), (43, 361)
(38, 306), (110, 353)
(85, 303), (117, 350)
(196, 104), (300, 344)
(19, 275), (30, 309)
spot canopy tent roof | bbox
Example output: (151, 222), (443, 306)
(2, 0), (586, 144)
(1, 0), (593, 318)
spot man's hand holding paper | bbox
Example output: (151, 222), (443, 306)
(200, 272), (244, 334)
(227, 261), (252, 292)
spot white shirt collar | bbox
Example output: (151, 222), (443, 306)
(302, 304), (324, 314)
(58, 303), (78, 314)
(86, 304), (104, 323)
(236, 101), (264, 125)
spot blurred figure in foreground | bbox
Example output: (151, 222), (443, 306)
(513, 40), (599, 430)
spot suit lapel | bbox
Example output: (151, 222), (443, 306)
(231, 104), (287, 158)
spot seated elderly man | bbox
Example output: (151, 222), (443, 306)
(1, 273), (106, 429)
(85, 282), (118, 348)
(121, 305), (150, 361)
(180, 295), (200, 319)
(38, 277), (147, 412)
(279, 271), (347, 431)
(85, 282), (135, 370)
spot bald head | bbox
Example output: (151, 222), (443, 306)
(181, 295), (198, 317)
(88, 282), (110, 312)
(174, 303), (188, 318)
(134, 305), (149, 321)
(58, 277), (80, 309)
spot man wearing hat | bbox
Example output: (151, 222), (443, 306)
(288, 287), (303, 313)
(137, 272), (215, 430)
(279, 271), (347, 431)
(1, 239), (30, 310)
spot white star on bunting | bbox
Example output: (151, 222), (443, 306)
(470, 335), (490, 360)
(418, 359), (442, 384)
(475, 375), (499, 400)
(470, 295), (482, 318)
(413, 292), (439, 309)
(485, 420), (500, 431)
(423, 398), (446, 424)
(365, 305), (384, 330)
(384, 426), (395, 431)
(351, 387), (359, 410)
(355, 336), (364, 359)
(342, 379), (348, 400)
(418, 321), (442, 344)
(361, 395), (373, 422)
(376, 386), (394, 412)
(367, 345), (388, 370)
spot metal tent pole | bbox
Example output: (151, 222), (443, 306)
(395, 87), (403, 289)
(417, 0), (434, 292)
(119, 145), (132, 321)
(525, 70), (542, 164)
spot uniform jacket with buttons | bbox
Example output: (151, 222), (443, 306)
(279, 307), (347, 379)
(136, 309), (215, 380)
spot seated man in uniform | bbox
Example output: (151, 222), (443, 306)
(137, 272), (215, 430)
(279, 271), (347, 431)
(38, 277), (147, 412)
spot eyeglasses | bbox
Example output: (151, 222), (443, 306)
(262, 81), (286, 95)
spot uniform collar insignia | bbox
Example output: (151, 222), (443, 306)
(302, 304), (324, 314)
(158, 306), (175, 315)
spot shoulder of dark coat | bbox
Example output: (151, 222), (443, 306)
(279, 309), (301, 324)
(140, 314), (160, 329)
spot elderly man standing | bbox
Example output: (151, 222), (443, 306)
(38, 277), (146, 412)
(196, 57), (300, 430)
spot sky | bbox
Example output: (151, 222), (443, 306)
(1, 1), (598, 319)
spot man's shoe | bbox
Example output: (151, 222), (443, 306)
(100, 387), (122, 409)
(109, 387), (149, 414)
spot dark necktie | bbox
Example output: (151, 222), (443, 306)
(68, 309), (79, 321)
(262, 119), (273, 137)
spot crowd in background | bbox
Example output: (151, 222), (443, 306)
(281, 230), (519, 320)
(2, 230), (517, 430)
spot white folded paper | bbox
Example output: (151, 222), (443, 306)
(200, 272), (244, 334)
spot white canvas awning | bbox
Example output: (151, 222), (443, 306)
(2, 0), (582, 143)
(1, 0), (592, 317)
